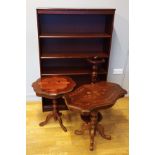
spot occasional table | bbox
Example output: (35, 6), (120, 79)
(64, 81), (127, 150)
(32, 76), (76, 132)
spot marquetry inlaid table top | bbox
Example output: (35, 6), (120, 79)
(64, 81), (127, 113)
(32, 76), (76, 98)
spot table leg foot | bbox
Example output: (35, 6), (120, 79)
(39, 113), (53, 126)
(74, 130), (83, 135)
(56, 113), (67, 132)
(97, 124), (111, 140)
(75, 123), (90, 135)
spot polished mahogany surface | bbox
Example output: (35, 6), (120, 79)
(32, 76), (76, 97)
(65, 81), (127, 113)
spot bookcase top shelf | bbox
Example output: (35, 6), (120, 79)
(39, 33), (111, 39)
(37, 8), (116, 15)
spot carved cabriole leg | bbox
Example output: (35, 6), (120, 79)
(89, 111), (98, 151)
(97, 124), (111, 140)
(56, 113), (67, 132)
(74, 123), (84, 135)
(39, 113), (53, 126)
(53, 99), (67, 132)
(75, 123), (90, 135)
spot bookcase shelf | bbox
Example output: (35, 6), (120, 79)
(37, 8), (115, 112)
(40, 51), (109, 59)
(39, 33), (111, 38)
(41, 66), (107, 76)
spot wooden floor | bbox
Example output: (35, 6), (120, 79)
(26, 97), (128, 155)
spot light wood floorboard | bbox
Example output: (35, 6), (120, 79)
(26, 97), (128, 155)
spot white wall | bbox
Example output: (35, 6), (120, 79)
(26, 0), (129, 101)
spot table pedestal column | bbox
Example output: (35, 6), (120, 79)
(39, 99), (67, 132)
(75, 111), (111, 151)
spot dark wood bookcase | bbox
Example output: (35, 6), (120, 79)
(37, 8), (115, 112)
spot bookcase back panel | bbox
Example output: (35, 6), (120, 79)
(70, 74), (107, 85)
(40, 58), (108, 76)
(38, 14), (113, 35)
(40, 38), (110, 57)
(40, 38), (105, 53)
(42, 59), (89, 66)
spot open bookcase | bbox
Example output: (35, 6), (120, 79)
(37, 8), (115, 112)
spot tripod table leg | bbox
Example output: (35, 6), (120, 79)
(39, 113), (53, 126)
(56, 112), (67, 132)
(97, 124), (111, 140)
